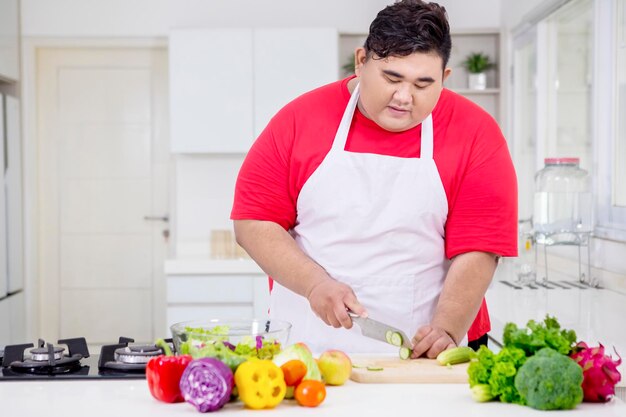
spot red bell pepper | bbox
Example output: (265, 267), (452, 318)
(146, 339), (192, 403)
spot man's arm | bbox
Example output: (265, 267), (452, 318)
(410, 251), (497, 358)
(233, 219), (367, 328)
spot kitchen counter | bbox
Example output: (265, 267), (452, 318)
(1, 379), (624, 416)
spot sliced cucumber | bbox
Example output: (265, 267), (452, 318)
(385, 330), (394, 344)
(399, 346), (411, 360)
(351, 364), (366, 369)
(389, 331), (403, 347)
(366, 366), (384, 371)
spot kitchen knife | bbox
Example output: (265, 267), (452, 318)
(348, 312), (413, 349)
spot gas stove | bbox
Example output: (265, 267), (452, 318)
(0, 336), (172, 381)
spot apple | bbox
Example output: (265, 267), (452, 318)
(317, 350), (352, 386)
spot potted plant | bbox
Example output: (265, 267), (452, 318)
(462, 52), (495, 90)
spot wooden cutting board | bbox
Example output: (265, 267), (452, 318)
(349, 356), (469, 384)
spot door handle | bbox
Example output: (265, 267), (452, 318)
(143, 215), (169, 222)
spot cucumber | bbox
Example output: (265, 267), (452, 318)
(436, 346), (474, 365)
(366, 366), (384, 371)
(399, 346), (411, 360)
(385, 330), (394, 344)
(389, 332), (403, 347)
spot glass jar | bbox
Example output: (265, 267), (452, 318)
(533, 158), (592, 242)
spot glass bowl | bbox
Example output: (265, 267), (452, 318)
(170, 318), (292, 356)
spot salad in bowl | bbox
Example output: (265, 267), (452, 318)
(170, 319), (291, 371)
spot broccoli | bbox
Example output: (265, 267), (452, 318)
(514, 347), (583, 410)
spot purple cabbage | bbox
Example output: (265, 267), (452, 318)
(179, 358), (233, 412)
(222, 341), (236, 351)
(255, 335), (263, 350)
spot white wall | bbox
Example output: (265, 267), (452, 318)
(500, 0), (545, 29)
(21, 0), (501, 37)
(20, 0), (504, 258)
(20, 0), (504, 259)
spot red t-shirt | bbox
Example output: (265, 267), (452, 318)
(232, 76), (518, 341)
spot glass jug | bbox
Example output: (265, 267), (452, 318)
(533, 158), (592, 243)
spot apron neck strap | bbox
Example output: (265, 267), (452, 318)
(331, 82), (360, 151)
(332, 82), (434, 159)
(419, 114), (434, 159)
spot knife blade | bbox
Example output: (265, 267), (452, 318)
(348, 312), (413, 349)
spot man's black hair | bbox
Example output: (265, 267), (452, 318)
(364, 0), (452, 69)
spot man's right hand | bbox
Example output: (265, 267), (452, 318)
(306, 279), (368, 329)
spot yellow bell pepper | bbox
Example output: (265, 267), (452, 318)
(234, 359), (286, 409)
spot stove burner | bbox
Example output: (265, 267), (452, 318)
(30, 346), (65, 361)
(114, 345), (162, 364)
(129, 344), (160, 353)
(2, 338), (90, 375)
(98, 337), (170, 372)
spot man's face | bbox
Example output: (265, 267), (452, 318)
(354, 48), (451, 132)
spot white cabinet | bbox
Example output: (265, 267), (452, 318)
(253, 28), (338, 137)
(169, 29), (254, 153)
(165, 260), (271, 336)
(0, 0), (20, 81)
(169, 28), (338, 153)
(5, 96), (23, 293)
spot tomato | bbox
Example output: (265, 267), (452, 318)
(280, 360), (307, 387)
(294, 380), (326, 407)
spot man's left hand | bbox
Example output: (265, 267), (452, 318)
(410, 325), (456, 359)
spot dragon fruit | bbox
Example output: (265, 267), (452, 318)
(570, 342), (622, 402)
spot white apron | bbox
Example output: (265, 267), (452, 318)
(270, 83), (453, 354)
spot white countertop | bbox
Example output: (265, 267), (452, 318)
(487, 279), (626, 386)
(1, 379), (624, 417)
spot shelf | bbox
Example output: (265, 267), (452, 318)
(451, 88), (500, 94)
(165, 259), (264, 275)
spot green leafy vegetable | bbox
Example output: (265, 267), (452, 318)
(180, 340), (247, 372)
(471, 384), (495, 402)
(178, 325), (281, 373)
(503, 315), (576, 356)
(488, 347), (527, 404)
(468, 316), (582, 409)
(514, 348), (583, 410)
(468, 346), (527, 405)
(183, 325), (230, 342)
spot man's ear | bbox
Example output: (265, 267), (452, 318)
(443, 67), (452, 82)
(354, 47), (367, 77)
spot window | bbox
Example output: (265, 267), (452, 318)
(615, 0), (626, 207)
(511, 0), (593, 222)
(512, 0), (626, 241)
(595, 0), (626, 240)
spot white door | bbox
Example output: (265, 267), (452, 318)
(0, 95), (7, 300)
(37, 48), (169, 344)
